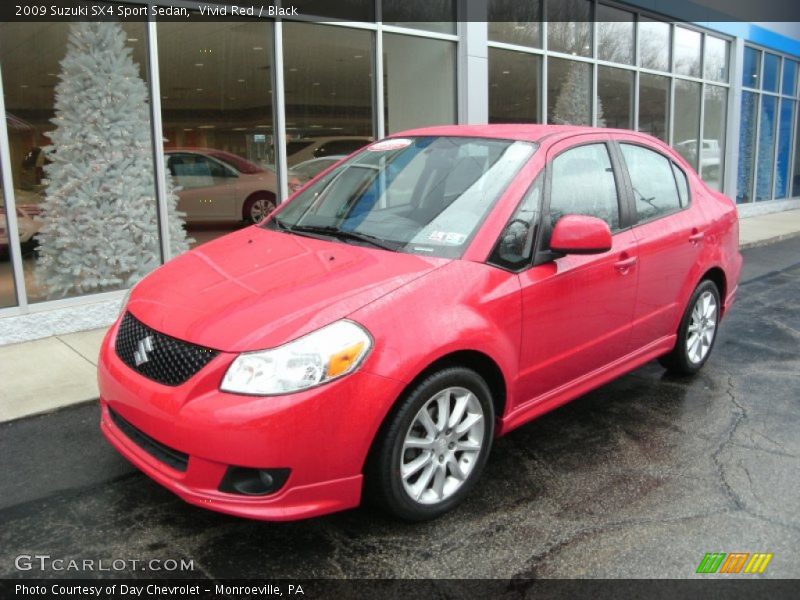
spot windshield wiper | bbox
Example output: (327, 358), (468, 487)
(290, 224), (398, 251)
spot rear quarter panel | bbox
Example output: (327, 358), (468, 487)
(697, 185), (742, 316)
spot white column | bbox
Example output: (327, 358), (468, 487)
(725, 37), (744, 200)
(457, 1), (488, 125)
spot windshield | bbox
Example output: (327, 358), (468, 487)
(264, 136), (536, 258)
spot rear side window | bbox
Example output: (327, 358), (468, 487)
(549, 143), (620, 231)
(672, 163), (690, 207)
(620, 144), (682, 221)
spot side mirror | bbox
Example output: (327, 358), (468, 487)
(550, 214), (612, 255)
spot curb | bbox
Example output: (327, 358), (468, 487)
(739, 230), (800, 250)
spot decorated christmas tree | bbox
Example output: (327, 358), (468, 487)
(36, 22), (189, 298)
(551, 62), (605, 127)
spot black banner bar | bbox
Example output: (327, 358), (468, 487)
(2, 0), (800, 23)
(2, 579), (800, 600)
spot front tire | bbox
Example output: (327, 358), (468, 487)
(659, 279), (721, 375)
(367, 367), (495, 521)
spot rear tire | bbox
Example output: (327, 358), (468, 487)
(658, 279), (721, 375)
(366, 367), (495, 521)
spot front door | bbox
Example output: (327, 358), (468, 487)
(516, 138), (639, 405)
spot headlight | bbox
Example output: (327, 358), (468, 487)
(119, 285), (134, 317)
(221, 320), (372, 395)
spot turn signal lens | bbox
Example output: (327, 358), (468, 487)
(326, 341), (366, 378)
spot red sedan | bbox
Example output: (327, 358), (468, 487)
(98, 125), (742, 521)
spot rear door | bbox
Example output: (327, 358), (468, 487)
(515, 136), (639, 404)
(614, 140), (707, 350)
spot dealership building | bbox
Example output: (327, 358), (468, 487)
(0, 1), (799, 342)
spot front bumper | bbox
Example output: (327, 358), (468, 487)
(98, 320), (404, 521)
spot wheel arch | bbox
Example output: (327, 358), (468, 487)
(361, 348), (508, 474)
(700, 266), (727, 314)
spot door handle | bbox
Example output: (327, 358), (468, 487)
(689, 229), (705, 243)
(614, 256), (638, 272)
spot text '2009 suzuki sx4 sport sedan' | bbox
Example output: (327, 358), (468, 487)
(98, 125), (742, 521)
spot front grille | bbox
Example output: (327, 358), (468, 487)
(108, 408), (189, 472)
(115, 312), (219, 386)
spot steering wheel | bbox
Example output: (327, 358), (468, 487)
(507, 218), (530, 230)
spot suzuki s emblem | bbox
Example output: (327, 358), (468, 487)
(134, 336), (154, 366)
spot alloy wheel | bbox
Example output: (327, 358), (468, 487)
(400, 386), (485, 505)
(249, 198), (274, 223)
(686, 290), (717, 364)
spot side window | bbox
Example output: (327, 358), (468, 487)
(489, 175), (543, 270)
(202, 156), (233, 178)
(548, 144), (620, 232)
(672, 163), (690, 207)
(620, 144), (683, 220)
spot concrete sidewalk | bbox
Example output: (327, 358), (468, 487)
(2, 208), (800, 423)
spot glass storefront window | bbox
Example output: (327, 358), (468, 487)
(488, 0), (542, 48)
(596, 5), (634, 65)
(742, 47), (761, 88)
(0, 159), (19, 308)
(0, 21), (161, 302)
(282, 22), (374, 166)
(674, 27), (701, 78)
(782, 59), (797, 96)
(597, 66), (633, 129)
(673, 80), (701, 170)
(793, 113), (800, 197)
(157, 21), (276, 249)
(704, 36), (729, 83)
(702, 85), (727, 191)
(639, 17), (670, 72)
(547, 0), (592, 58)
(762, 53), (780, 92)
(489, 49), (541, 124)
(384, 34), (456, 133)
(755, 95), (778, 200)
(737, 91), (758, 202)
(293, 0), (374, 21)
(548, 58), (592, 126)
(775, 100), (794, 199)
(382, 0), (456, 35)
(638, 73), (670, 142)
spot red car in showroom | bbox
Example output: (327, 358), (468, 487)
(98, 125), (742, 521)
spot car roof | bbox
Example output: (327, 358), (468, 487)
(390, 124), (658, 145)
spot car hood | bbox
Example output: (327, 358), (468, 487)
(127, 227), (446, 352)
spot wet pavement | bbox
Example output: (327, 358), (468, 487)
(1, 238), (798, 579)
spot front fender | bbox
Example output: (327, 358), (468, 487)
(352, 260), (522, 416)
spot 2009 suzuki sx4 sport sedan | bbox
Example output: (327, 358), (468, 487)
(99, 125), (742, 521)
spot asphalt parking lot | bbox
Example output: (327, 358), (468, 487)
(1, 237), (799, 580)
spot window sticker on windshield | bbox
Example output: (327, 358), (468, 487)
(428, 231), (467, 245)
(367, 138), (413, 152)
